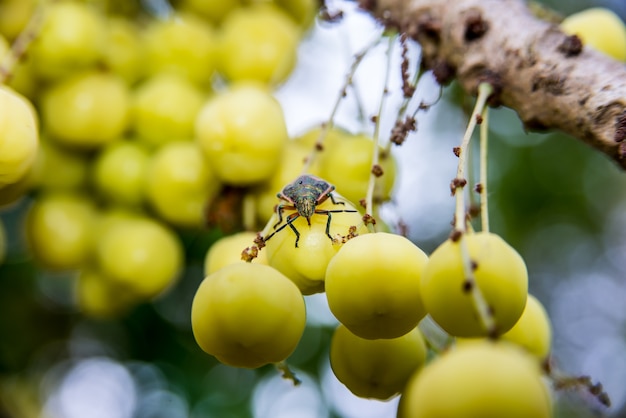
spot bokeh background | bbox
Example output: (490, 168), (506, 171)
(1, 0), (625, 417)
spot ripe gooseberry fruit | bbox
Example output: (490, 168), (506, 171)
(195, 83), (288, 186)
(420, 232), (528, 338)
(92, 140), (150, 207)
(103, 17), (144, 85)
(143, 13), (216, 86)
(501, 293), (552, 360)
(330, 324), (427, 400)
(204, 231), (268, 276)
(217, 5), (299, 85)
(191, 263), (306, 368)
(96, 214), (183, 299)
(398, 341), (552, 418)
(0, 0), (36, 40)
(132, 73), (206, 148)
(31, 2), (106, 80)
(179, 0), (241, 24)
(26, 193), (96, 270)
(32, 140), (89, 192)
(41, 71), (130, 148)
(0, 86), (38, 186)
(325, 232), (428, 339)
(145, 141), (220, 228)
(317, 131), (396, 206)
(561, 7), (626, 61)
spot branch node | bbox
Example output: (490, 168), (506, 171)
(477, 71), (503, 106)
(432, 60), (456, 85)
(614, 111), (626, 143)
(558, 34), (583, 57)
(464, 10), (489, 42)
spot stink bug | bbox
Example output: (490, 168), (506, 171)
(262, 174), (358, 247)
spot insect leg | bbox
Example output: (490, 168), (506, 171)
(324, 212), (334, 241)
(287, 221), (301, 248)
(328, 192), (345, 206)
(273, 204), (292, 229)
(265, 213), (302, 247)
(315, 208), (359, 241)
(283, 212), (301, 247)
(263, 221), (290, 243)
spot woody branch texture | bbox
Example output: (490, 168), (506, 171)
(358, 0), (626, 169)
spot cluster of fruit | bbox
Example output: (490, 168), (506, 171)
(0, 0), (315, 317)
(192, 126), (398, 360)
(1, 0), (620, 416)
(194, 201), (554, 416)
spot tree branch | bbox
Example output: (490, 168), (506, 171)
(359, 0), (626, 169)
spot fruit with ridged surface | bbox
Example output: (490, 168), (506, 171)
(191, 263), (306, 368)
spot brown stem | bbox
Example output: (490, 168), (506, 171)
(359, 0), (626, 169)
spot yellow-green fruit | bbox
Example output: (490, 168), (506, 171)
(32, 140), (89, 191)
(96, 215), (183, 299)
(561, 8), (626, 61)
(325, 232), (428, 339)
(42, 72), (130, 148)
(501, 294), (552, 359)
(195, 83), (288, 185)
(143, 13), (216, 86)
(204, 232), (268, 276)
(191, 263), (306, 368)
(217, 5), (299, 85)
(132, 74), (206, 148)
(93, 140), (150, 207)
(31, 2), (106, 79)
(330, 324), (427, 400)
(26, 193), (96, 270)
(0, 0), (36, 40)
(0, 34), (8, 58)
(275, 0), (317, 28)
(421, 232), (528, 338)
(146, 141), (220, 228)
(318, 132), (396, 205)
(180, 0), (241, 23)
(103, 17), (144, 84)
(5, 55), (37, 100)
(398, 341), (552, 418)
(0, 86), (38, 186)
(76, 268), (140, 319)
(295, 125), (351, 149)
(264, 195), (368, 295)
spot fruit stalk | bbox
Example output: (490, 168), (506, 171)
(0, 0), (47, 84)
(364, 35), (394, 225)
(454, 82), (496, 336)
(479, 106), (489, 233)
(301, 35), (381, 174)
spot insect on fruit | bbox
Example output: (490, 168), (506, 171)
(262, 174), (358, 248)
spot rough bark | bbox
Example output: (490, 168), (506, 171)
(359, 0), (626, 169)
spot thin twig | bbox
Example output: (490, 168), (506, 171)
(479, 106), (489, 233)
(453, 82), (496, 336)
(301, 35), (382, 174)
(0, 0), (49, 85)
(364, 35), (395, 229)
